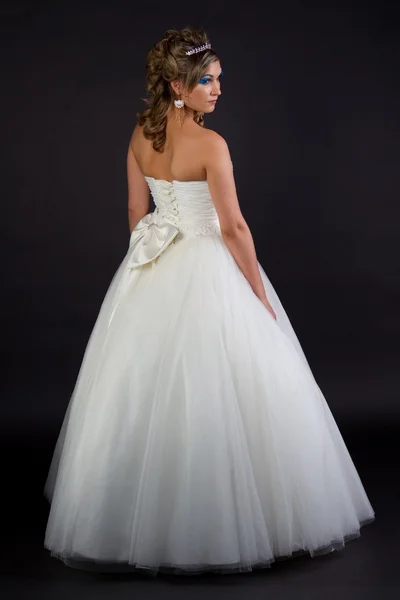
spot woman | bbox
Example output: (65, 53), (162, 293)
(44, 26), (375, 577)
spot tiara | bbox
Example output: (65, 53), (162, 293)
(185, 43), (211, 56)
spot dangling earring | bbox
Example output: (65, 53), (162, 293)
(174, 94), (185, 126)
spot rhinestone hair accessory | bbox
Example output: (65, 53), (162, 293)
(185, 43), (211, 56)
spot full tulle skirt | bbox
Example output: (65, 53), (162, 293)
(44, 231), (374, 575)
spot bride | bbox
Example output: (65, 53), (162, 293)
(44, 26), (375, 576)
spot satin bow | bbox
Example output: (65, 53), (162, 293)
(126, 210), (179, 269)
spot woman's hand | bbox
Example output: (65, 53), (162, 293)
(260, 297), (277, 320)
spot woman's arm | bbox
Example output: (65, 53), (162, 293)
(203, 132), (276, 319)
(127, 136), (150, 233)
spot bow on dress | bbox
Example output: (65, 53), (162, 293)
(126, 209), (180, 269)
(107, 209), (179, 328)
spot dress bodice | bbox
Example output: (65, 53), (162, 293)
(126, 177), (221, 270)
(144, 177), (220, 236)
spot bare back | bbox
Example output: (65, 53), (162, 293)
(130, 117), (211, 183)
(128, 112), (247, 243)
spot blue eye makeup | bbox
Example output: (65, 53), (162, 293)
(198, 71), (224, 85)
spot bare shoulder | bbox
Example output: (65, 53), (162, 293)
(132, 121), (144, 136)
(199, 127), (228, 148)
(196, 127), (230, 164)
(130, 122), (145, 147)
(129, 123), (153, 167)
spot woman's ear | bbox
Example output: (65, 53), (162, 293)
(170, 80), (181, 95)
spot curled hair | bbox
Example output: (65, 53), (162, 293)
(136, 27), (220, 152)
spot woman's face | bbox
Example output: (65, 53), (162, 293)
(176, 60), (223, 113)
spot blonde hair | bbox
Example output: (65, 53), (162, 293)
(136, 26), (220, 152)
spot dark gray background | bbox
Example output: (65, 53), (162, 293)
(1, 0), (399, 598)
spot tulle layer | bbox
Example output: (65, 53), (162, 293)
(48, 520), (374, 577)
(44, 231), (375, 575)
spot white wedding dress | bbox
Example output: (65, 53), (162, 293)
(44, 176), (375, 576)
